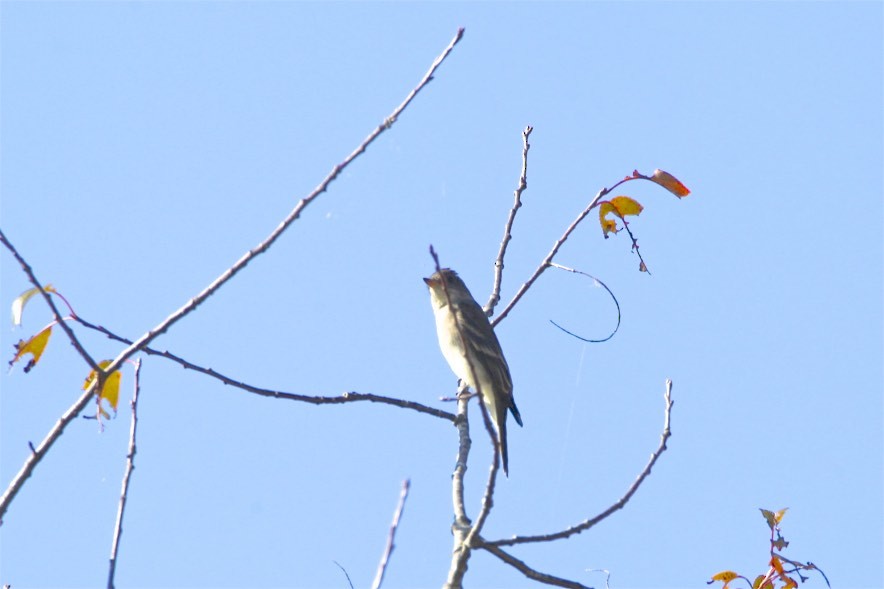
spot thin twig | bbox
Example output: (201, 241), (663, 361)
(619, 216), (650, 274)
(485, 125), (533, 317)
(491, 175), (638, 328)
(371, 479), (411, 589)
(333, 561), (355, 589)
(107, 359), (142, 589)
(482, 543), (593, 589)
(0, 28), (466, 524)
(0, 229), (98, 372)
(488, 379), (673, 547)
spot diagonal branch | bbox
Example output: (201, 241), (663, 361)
(371, 479), (411, 589)
(488, 379), (673, 547)
(481, 543), (593, 589)
(0, 229), (98, 372)
(0, 28), (466, 524)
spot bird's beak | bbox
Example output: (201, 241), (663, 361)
(423, 276), (436, 287)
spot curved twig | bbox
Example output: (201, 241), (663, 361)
(547, 263), (621, 343)
(488, 379), (673, 547)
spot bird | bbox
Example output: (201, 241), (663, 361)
(424, 268), (523, 476)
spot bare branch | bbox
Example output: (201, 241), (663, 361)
(488, 379), (673, 547)
(107, 359), (142, 589)
(485, 125), (533, 317)
(0, 228), (98, 372)
(0, 28), (465, 524)
(482, 543), (593, 589)
(72, 316), (453, 421)
(371, 479), (411, 589)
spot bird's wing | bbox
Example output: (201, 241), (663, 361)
(453, 300), (513, 398)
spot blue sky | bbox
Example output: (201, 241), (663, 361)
(1, 2), (881, 588)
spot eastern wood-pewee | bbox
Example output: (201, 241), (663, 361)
(424, 268), (523, 476)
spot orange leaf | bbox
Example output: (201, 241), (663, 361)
(770, 555), (786, 576)
(781, 576), (798, 589)
(9, 325), (53, 373)
(650, 169), (690, 198)
(11, 284), (55, 327)
(711, 571), (740, 582)
(84, 360), (122, 418)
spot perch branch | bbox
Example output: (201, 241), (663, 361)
(77, 316), (456, 421)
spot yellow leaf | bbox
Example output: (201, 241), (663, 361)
(711, 571), (740, 582)
(9, 325), (53, 373)
(11, 284), (55, 327)
(610, 195), (644, 216)
(600, 218), (618, 237)
(781, 576), (798, 589)
(650, 169), (690, 197)
(598, 197), (643, 237)
(760, 508), (778, 529)
(84, 360), (122, 418)
(774, 507), (789, 524)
